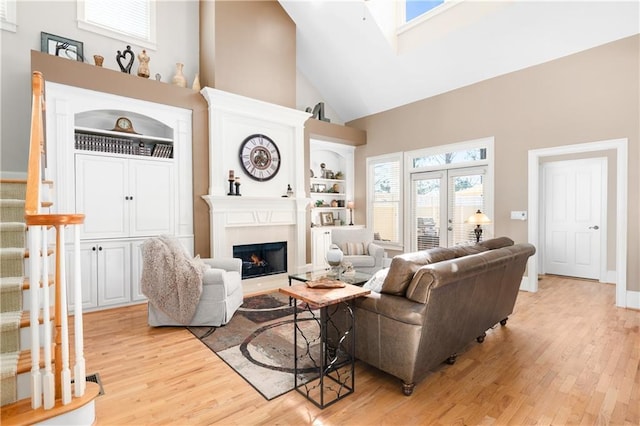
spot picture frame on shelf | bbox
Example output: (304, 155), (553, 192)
(313, 183), (326, 193)
(41, 32), (84, 62)
(320, 212), (334, 226)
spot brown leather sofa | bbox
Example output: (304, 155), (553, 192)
(333, 237), (536, 395)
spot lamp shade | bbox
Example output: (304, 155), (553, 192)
(347, 201), (355, 209)
(467, 209), (491, 224)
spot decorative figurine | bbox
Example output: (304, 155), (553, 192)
(137, 49), (150, 78)
(155, 73), (161, 82)
(172, 63), (187, 87)
(93, 55), (104, 67)
(234, 177), (241, 196)
(116, 45), (134, 74)
(287, 184), (294, 197)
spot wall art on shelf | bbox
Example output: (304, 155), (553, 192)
(40, 32), (84, 62)
(320, 212), (335, 226)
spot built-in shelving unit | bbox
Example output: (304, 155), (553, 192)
(45, 83), (193, 312)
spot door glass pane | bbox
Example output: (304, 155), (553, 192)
(412, 174), (442, 250)
(372, 160), (401, 243)
(448, 172), (486, 246)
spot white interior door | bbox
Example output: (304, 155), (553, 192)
(542, 158), (605, 279)
(410, 166), (488, 250)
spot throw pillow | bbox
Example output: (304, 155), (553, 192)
(339, 242), (366, 255)
(363, 268), (389, 293)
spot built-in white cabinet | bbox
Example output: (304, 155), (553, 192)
(66, 241), (130, 310)
(75, 154), (174, 239)
(311, 228), (333, 270)
(46, 83), (193, 312)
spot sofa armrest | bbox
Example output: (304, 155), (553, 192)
(367, 242), (385, 261)
(201, 257), (242, 274)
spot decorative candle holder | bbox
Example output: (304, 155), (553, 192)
(228, 179), (235, 196)
(234, 178), (241, 196)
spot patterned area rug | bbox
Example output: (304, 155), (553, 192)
(188, 292), (320, 400)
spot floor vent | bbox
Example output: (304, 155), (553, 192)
(72, 372), (105, 396)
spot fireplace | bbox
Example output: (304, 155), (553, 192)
(233, 241), (287, 279)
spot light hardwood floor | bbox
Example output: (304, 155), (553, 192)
(79, 275), (639, 425)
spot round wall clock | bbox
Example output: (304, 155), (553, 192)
(239, 134), (281, 181)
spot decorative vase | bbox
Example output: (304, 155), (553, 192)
(93, 55), (104, 67)
(137, 50), (150, 78)
(326, 244), (344, 277)
(192, 72), (201, 91)
(172, 63), (187, 88)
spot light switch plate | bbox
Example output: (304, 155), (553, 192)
(510, 211), (527, 220)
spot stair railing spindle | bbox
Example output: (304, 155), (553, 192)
(41, 223), (55, 409)
(28, 224), (42, 409)
(73, 223), (86, 397)
(56, 225), (72, 404)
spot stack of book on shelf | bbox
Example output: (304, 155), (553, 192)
(74, 133), (152, 156)
(152, 143), (173, 158)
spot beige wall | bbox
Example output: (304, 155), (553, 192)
(200, 0), (296, 108)
(349, 35), (639, 292)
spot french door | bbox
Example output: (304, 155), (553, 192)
(410, 166), (489, 251)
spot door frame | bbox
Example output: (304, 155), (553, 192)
(527, 138), (628, 307)
(540, 157), (607, 280)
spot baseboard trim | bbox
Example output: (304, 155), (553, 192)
(625, 290), (640, 310)
(520, 276), (535, 292)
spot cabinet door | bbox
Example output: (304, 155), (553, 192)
(129, 159), (174, 237)
(76, 155), (128, 239)
(65, 242), (98, 311)
(311, 229), (333, 270)
(97, 241), (131, 307)
(130, 240), (146, 302)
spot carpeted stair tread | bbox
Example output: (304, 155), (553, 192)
(0, 200), (25, 223)
(0, 277), (23, 313)
(0, 180), (27, 201)
(0, 312), (21, 354)
(0, 352), (19, 406)
(0, 248), (25, 278)
(0, 223), (26, 249)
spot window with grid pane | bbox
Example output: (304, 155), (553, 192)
(368, 154), (402, 245)
(78, 0), (155, 48)
(1, 0), (17, 32)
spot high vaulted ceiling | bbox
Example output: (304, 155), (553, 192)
(280, 0), (640, 123)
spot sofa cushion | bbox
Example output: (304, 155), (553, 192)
(449, 244), (489, 258)
(380, 247), (457, 296)
(477, 236), (514, 250)
(339, 242), (366, 255)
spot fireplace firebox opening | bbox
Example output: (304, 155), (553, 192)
(233, 241), (287, 279)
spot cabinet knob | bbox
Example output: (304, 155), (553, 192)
(98, 246), (103, 251)
(92, 246), (96, 251)
(125, 196), (129, 200)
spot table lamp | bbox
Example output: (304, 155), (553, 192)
(467, 209), (491, 243)
(347, 201), (354, 226)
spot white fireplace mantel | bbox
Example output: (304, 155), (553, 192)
(200, 88), (311, 273)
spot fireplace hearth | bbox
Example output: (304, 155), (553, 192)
(233, 241), (287, 279)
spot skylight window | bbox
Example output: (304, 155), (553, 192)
(405, 0), (445, 22)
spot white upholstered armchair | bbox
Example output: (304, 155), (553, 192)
(141, 236), (243, 327)
(331, 227), (386, 274)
